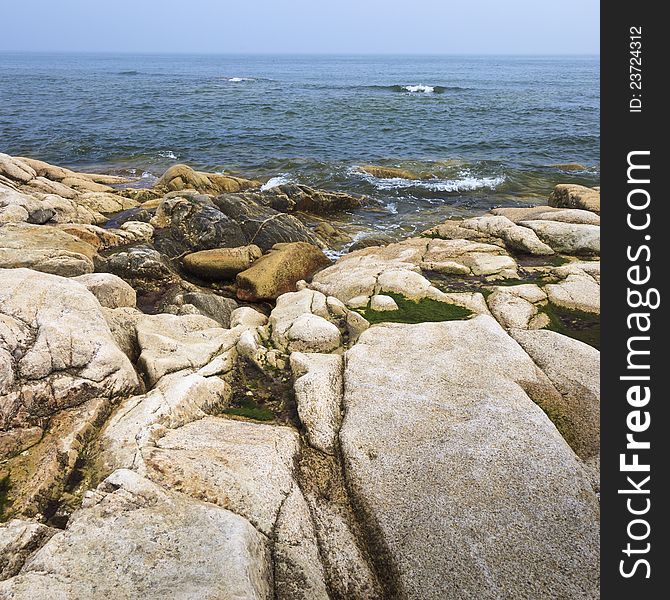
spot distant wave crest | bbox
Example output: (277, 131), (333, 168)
(368, 84), (466, 94)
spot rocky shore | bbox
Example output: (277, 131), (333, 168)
(0, 152), (600, 599)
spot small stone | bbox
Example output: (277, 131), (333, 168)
(369, 294), (398, 312)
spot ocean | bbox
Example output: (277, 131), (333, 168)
(0, 53), (599, 239)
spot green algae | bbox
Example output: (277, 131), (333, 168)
(357, 292), (473, 325)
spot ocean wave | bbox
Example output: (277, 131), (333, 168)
(354, 168), (506, 193)
(227, 77), (256, 83)
(367, 84), (467, 94)
(157, 150), (178, 160)
(260, 174), (294, 191)
(117, 70), (140, 76)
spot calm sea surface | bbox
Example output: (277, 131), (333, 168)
(0, 53), (599, 239)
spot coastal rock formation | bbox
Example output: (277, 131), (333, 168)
(182, 245), (263, 280)
(0, 269), (139, 517)
(236, 242), (330, 301)
(154, 163), (261, 195)
(151, 194), (248, 256)
(311, 237), (516, 311)
(511, 329), (600, 478)
(425, 209), (601, 257)
(549, 183), (601, 214)
(0, 470), (273, 600)
(242, 183), (365, 214)
(214, 194), (324, 251)
(340, 317), (599, 599)
(0, 223), (97, 276)
(0, 153), (601, 600)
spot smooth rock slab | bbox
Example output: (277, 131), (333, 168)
(0, 519), (57, 579)
(520, 220), (600, 256)
(0, 469), (273, 600)
(511, 329), (600, 468)
(340, 316), (600, 600)
(0, 223), (97, 276)
(290, 352), (343, 454)
(142, 417), (300, 537)
(73, 273), (137, 308)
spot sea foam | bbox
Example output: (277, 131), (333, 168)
(354, 168), (506, 193)
(404, 84), (435, 94)
(260, 174), (293, 191)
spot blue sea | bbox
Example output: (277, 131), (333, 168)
(0, 53), (599, 237)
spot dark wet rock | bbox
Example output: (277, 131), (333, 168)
(241, 183), (365, 214)
(151, 196), (247, 257)
(98, 245), (181, 294)
(213, 194), (323, 252)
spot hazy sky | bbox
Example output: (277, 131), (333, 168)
(0, 1), (599, 55)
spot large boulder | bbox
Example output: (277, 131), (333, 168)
(242, 183), (365, 214)
(339, 316), (599, 599)
(549, 184), (600, 214)
(0, 470), (273, 599)
(0, 268), (138, 424)
(519, 220), (600, 256)
(182, 245), (262, 280)
(236, 242), (330, 301)
(99, 245), (181, 294)
(151, 195), (248, 257)
(155, 164), (260, 195)
(214, 194), (323, 252)
(0, 269), (139, 518)
(0, 223), (97, 276)
(0, 154), (36, 184)
(73, 273), (137, 309)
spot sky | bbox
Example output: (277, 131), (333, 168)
(0, 1), (599, 55)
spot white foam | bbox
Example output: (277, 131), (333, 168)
(404, 84), (435, 93)
(140, 171), (159, 185)
(158, 150), (177, 159)
(260, 174), (293, 191)
(228, 77), (255, 82)
(353, 167), (506, 193)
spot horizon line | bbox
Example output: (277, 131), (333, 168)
(0, 50), (601, 57)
